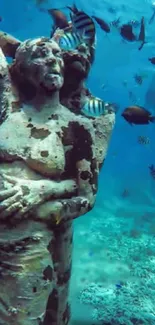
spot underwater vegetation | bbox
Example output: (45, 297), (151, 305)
(0, 0), (155, 324)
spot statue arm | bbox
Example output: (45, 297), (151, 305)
(0, 47), (20, 123)
(36, 123), (98, 223)
(0, 31), (21, 58)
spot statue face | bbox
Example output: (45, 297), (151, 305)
(15, 38), (64, 91)
(63, 42), (93, 80)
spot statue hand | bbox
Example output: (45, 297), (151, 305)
(0, 174), (45, 219)
(0, 174), (77, 220)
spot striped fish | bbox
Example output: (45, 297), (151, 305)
(70, 10), (96, 45)
(81, 97), (109, 117)
(58, 31), (83, 50)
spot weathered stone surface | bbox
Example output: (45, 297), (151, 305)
(0, 34), (115, 325)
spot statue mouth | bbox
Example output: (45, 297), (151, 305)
(46, 71), (60, 78)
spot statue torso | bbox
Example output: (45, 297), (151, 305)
(0, 103), (95, 178)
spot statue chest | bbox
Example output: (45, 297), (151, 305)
(0, 113), (66, 177)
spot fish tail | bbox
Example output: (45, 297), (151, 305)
(150, 116), (155, 123)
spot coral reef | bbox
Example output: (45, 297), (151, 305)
(0, 31), (115, 325)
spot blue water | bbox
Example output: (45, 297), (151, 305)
(2, 0), (155, 324)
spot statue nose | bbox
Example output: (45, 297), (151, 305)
(47, 57), (57, 65)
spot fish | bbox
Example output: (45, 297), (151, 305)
(149, 164), (155, 180)
(81, 97), (109, 117)
(120, 24), (136, 41)
(134, 74), (143, 85)
(92, 15), (110, 33)
(48, 9), (70, 30)
(121, 189), (130, 198)
(70, 10), (96, 45)
(138, 16), (146, 51)
(138, 135), (150, 145)
(58, 30), (87, 50)
(148, 57), (155, 65)
(110, 18), (121, 28)
(108, 6), (116, 14)
(122, 105), (155, 125)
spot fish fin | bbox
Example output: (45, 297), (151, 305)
(150, 116), (155, 123)
(138, 41), (147, 51)
(70, 12), (74, 23)
(50, 26), (56, 38)
(80, 29), (94, 44)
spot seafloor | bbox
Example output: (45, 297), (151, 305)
(70, 173), (155, 325)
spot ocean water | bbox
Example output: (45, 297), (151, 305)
(1, 0), (155, 324)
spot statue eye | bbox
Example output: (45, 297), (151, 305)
(31, 48), (49, 59)
(31, 51), (40, 59)
(41, 48), (49, 56)
(53, 49), (61, 56)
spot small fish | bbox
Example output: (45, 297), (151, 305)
(108, 7), (116, 14)
(134, 74), (143, 85)
(122, 105), (155, 125)
(92, 15), (110, 33)
(138, 16), (146, 51)
(120, 23), (136, 41)
(81, 97), (109, 117)
(149, 164), (155, 180)
(48, 9), (69, 30)
(110, 18), (121, 28)
(58, 31), (86, 50)
(115, 283), (122, 289)
(121, 189), (130, 198)
(148, 57), (155, 65)
(70, 10), (96, 45)
(138, 135), (150, 145)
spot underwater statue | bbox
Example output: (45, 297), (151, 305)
(0, 32), (115, 325)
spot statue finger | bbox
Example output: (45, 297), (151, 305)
(0, 202), (22, 219)
(0, 193), (21, 212)
(1, 174), (18, 184)
(0, 188), (19, 201)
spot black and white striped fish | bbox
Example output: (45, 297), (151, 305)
(58, 31), (86, 50)
(81, 97), (110, 117)
(70, 10), (96, 45)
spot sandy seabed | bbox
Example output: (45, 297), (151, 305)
(70, 185), (155, 325)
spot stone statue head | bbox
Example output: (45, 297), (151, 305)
(62, 42), (94, 84)
(53, 27), (95, 86)
(10, 37), (64, 99)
